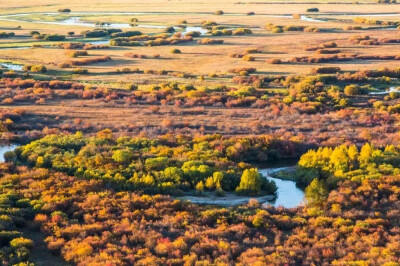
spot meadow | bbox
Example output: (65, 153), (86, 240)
(1, 0), (400, 265)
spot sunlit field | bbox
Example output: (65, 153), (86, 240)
(1, 0), (400, 265)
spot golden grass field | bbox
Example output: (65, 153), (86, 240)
(1, 0), (400, 85)
(1, 0), (400, 142)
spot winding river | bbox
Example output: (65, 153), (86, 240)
(0, 14), (209, 35)
(0, 142), (304, 208)
(259, 167), (305, 208)
(0, 11), (398, 27)
(179, 166), (305, 209)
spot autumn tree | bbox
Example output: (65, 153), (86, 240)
(236, 168), (263, 195)
(112, 149), (133, 164)
(305, 179), (328, 207)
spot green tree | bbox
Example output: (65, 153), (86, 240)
(96, 129), (113, 140)
(205, 177), (214, 190)
(10, 237), (34, 250)
(359, 143), (374, 167)
(213, 171), (223, 188)
(344, 84), (359, 96)
(145, 157), (168, 171)
(236, 168), (263, 196)
(163, 167), (183, 183)
(330, 145), (350, 171)
(112, 149), (133, 164)
(305, 179), (328, 207)
(30, 64), (47, 73)
(196, 181), (204, 194)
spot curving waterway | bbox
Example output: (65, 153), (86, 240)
(179, 166), (305, 209)
(0, 143), (304, 208)
(0, 11), (399, 26)
(259, 167), (305, 208)
(0, 14), (209, 35)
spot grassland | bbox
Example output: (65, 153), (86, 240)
(0, 0), (399, 144)
(1, 2), (400, 83)
(2, 1), (400, 265)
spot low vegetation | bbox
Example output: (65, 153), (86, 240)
(1, 1), (400, 264)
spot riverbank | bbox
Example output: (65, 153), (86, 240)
(178, 166), (305, 208)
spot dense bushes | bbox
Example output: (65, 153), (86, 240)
(242, 55), (255, 61)
(197, 38), (224, 44)
(109, 38), (141, 46)
(289, 53), (400, 64)
(344, 84), (360, 95)
(15, 133), (306, 195)
(232, 28), (252, 35)
(82, 28), (121, 38)
(67, 50), (88, 58)
(58, 8), (71, 13)
(124, 52), (159, 59)
(267, 58), (282, 64)
(72, 68), (89, 74)
(23, 64), (47, 73)
(31, 33), (65, 41)
(267, 23), (319, 33)
(66, 56), (111, 66)
(211, 29), (232, 36)
(109, 33), (193, 46)
(236, 168), (276, 195)
(311, 67), (340, 74)
(30, 65), (47, 73)
(0, 32), (15, 38)
(42, 34), (66, 41)
(0, 172), (35, 265)
(110, 30), (143, 38)
(1, 140), (400, 265)
(185, 31), (201, 37)
(296, 143), (400, 188)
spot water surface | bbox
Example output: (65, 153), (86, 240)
(0, 144), (19, 162)
(0, 63), (23, 71)
(259, 167), (305, 208)
(179, 165), (305, 208)
(0, 14), (209, 35)
(369, 86), (399, 95)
